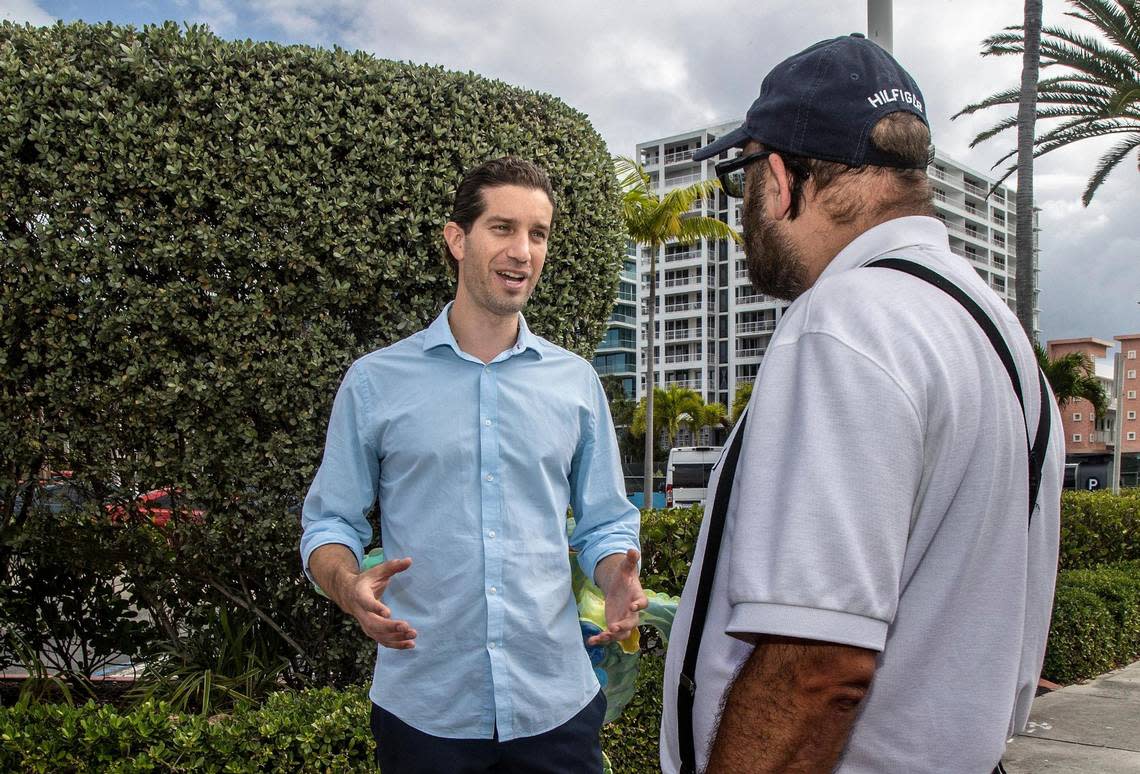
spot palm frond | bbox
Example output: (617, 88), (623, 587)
(1082, 133), (1140, 204)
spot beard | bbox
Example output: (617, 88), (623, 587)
(742, 180), (809, 301)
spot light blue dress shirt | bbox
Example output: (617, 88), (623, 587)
(300, 304), (640, 740)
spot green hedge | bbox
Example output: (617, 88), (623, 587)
(1059, 490), (1140, 570)
(0, 21), (623, 686)
(0, 659), (667, 774)
(0, 687), (375, 773)
(1043, 560), (1140, 684)
(639, 506), (703, 598)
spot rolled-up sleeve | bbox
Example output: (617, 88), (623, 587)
(569, 370), (641, 582)
(299, 363), (380, 583)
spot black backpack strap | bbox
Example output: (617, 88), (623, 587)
(868, 257), (1050, 524)
(677, 408), (748, 774)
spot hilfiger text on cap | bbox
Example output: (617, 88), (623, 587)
(866, 88), (923, 112)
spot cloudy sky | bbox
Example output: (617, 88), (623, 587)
(5, 0), (1137, 345)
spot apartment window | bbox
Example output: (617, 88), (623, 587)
(1129, 370), (1137, 379)
(1129, 432), (1138, 442)
(1129, 350), (1137, 359)
(1128, 411), (1137, 420)
(1073, 412), (1082, 422)
(1130, 391), (1137, 399)
(1072, 433), (1082, 443)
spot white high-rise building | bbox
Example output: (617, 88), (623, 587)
(626, 123), (1039, 411)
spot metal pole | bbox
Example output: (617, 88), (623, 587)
(868, 0), (893, 53)
(1111, 350), (1124, 494)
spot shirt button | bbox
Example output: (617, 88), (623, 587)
(484, 419), (492, 427)
(488, 642), (496, 650)
(485, 473), (494, 482)
(488, 530), (496, 539)
(489, 586), (497, 595)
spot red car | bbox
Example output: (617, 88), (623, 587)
(106, 489), (205, 527)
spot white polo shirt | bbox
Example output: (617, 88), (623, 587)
(661, 216), (1062, 773)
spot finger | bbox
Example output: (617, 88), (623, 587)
(629, 592), (649, 612)
(587, 632), (613, 646)
(368, 556), (413, 581)
(625, 548), (641, 566)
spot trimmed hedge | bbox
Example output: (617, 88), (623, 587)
(1059, 489), (1140, 570)
(1043, 560), (1140, 684)
(0, 659), (667, 774)
(639, 506), (703, 598)
(0, 21), (624, 685)
(0, 687), (375, 773)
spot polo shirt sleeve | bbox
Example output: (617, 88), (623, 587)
(299, 362), (380, 584)
(724, 331), (923, 652)
(569, 369), (641, 583)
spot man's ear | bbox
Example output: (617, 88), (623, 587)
(765, 154), (796, 221)
(443, 222), (465, 263)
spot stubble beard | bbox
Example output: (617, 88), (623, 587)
(742, 181), (808, 302)
(463, 266), (534, 318)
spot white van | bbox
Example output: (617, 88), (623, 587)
(665, 446), (724, 508)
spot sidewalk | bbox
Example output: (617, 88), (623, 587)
(1003, 660), (1140, 773)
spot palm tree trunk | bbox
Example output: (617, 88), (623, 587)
(1015, 0), (1042, 342)
(643, 249), (657, 509)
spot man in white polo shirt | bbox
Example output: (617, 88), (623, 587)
(660, 34), (1063, 773)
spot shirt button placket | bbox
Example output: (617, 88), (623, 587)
(479, 362), (507, 734)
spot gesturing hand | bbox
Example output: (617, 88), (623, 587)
(589, 548), (649, 647)
(343, 556), (417, 649)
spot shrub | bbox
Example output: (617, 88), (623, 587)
(0, 21), (624, 687)
(639, 506), (703, 598)
(602, 654), (664, 774)
(1043, 561), (1140, 684)
(0, 687), (375, 773)
(1059, 489), (1140, 570)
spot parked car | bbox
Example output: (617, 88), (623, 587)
(105, 489), (205, 527)
(665, 446), (724, 508)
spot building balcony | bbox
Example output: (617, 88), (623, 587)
(1090, 431), (1115, 446)
(663, 377), (703, 390)
(964, 181), (988, 197)
(662, 248), (703, 263)
(736, 319), (777, 334)
(664, 300), (703, 313)
(609, 312), (637, 325)
(735, 347), (767, 360)
(593, 363), (636, 375)
(663, 172), (702, 189)
(735, 293), (768, 305)
(664, 352), (703, 365)
(664, 148), (697, 164)
(662, 326), (714, 342)
(664, 275), (701, 288)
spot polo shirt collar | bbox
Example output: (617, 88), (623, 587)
(818, 215), (951, 282)
(422, 301), (545, 360)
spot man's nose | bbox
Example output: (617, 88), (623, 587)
(505, 232), (531, 262)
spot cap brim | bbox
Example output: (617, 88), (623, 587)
(692, 126), (750, 161)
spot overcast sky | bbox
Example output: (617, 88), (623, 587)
(5, 0), (1137, 346)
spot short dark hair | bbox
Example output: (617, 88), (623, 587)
(782, 112), (934, 224)
(442, 156), (556, 276)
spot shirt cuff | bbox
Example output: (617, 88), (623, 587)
(577, 538), (639, 585)
(726, 602), (888, 652)
(301, 537), (364, 586)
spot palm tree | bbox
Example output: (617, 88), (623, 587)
(1036, 343), (1109, 418)
(679, 401), (729, 445)
(631, 385), (704, 451)
(731, 381), (754, 424)
(956, 0), (1140, 208)
(616, 157), (741, 507)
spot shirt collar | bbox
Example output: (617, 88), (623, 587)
(422, 301), (545, 361)
(817, 215), (951, 282)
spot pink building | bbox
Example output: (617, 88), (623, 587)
(1047, 335), (1140, 489)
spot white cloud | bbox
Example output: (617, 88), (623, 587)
(0, 0), (54, 25)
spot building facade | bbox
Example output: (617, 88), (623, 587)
(606, 123), (1037, 412)
(590, 252), (638, 398)
(1048, 335), (1140, 489)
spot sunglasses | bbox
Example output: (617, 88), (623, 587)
(713, 151), (776, 198)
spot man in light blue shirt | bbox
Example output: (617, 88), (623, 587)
(301, 157), (646, 773)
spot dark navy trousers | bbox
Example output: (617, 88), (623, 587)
(370, 689), (607, 773)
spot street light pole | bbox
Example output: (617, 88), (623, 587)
(868, 0), (893, 53)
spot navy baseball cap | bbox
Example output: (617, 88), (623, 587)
(694, 33), (929, 168)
